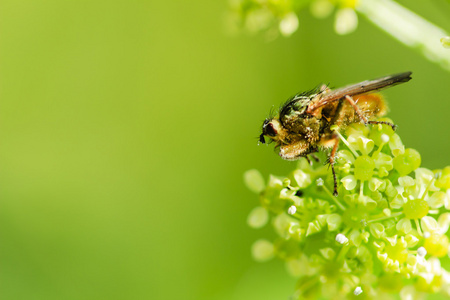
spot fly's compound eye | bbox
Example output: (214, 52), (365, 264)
(264, 122), (277, 137)
(261, 119), (278, 144)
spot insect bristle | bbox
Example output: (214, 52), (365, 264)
(268, 106), (276, 119)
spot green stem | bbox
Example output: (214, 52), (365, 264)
(322, 184), (347, 211)
(336, 131), (359, 158)
(367, 212), (403, 223)
(336, 244), (350, 262)
(415, 218), (423, 236)
(358, 0), (450, 71)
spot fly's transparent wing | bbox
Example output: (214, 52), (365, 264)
(307, 72), (412, 113)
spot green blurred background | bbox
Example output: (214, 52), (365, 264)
(0, 1), (450, 299)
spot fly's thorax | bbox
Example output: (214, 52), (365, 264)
(280, 96), (313, 125)
(281, 114), (322, 145)
(298, 117), (322, 142)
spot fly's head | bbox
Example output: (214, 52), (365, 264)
(260, 118), (286, 144)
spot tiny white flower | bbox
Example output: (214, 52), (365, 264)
(310, 0), (334, 19)
(279, 12), (299, 37)
(381, 133), (390, 143)
(421, 216), (439, 233)
(244, 169), (266, 193)
(398, 176), (415, 187)
(288, 205), (297, 215)
(247, 206), (269, 228)
(417, 247), (427, 257)
(396, 218), (412, 234)
(251, 239), (274, 262)
(292, 170), (312, 188)
(285, 258), (303, 277)
(369, 177), (384, 191)
(336, 233), (349, 244)
(334, 8), (358, 35)
(316, 178), (324, 186)
(341, 175), (357, 190)
(353, 286), (363, 296)
(438, 213), (450, 234)
(441, 36), (450, 49)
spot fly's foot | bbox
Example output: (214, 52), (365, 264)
(310, 153), (320, 163)
(305, 147), (320, 165)
(368, 120), (397, 131)
(305, 156), (313, 166)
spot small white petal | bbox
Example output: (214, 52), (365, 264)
(415, 168), (435, 186)
(369, 177), (384, 192)
(306, 222), (321, 236)
(390, 194), (405, 209)
(273, 213), (296, 238)
(398, 176), (415, 187)
(334, 8), (358, 35)
(247, 206), (269, 228)
(428, 191), (446, 209)
(341, 175), (357, 190)
(310, 0), (334, 19)
(336, 233), (349, 244)
(381, 134), (390, 143)
(316, 178), (324, 186)
(356, 136), (374, 155)
(441, 36), (450, 49)
(396, 218), (412, 234)
(292, 170), (312, 188)
(288, 205), (297, 215)
(427, 257), (442, 275)
(353, 286), (363, 296)
(279, 12), (299, 37)
(244, 169), (265, 193)
(369, 223), (385, 239)
(417, 247), (427, 257)
(285, 259), (303, 277)
(244, 8), (273, 33)
(438, 213), (450, 234)
(400, 285), (417, 300)
(251, 239), (274, 262)
(389, 134), (405, 156)
(421, 216), (439, 233)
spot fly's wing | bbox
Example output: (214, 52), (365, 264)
(306, 72), (412, 113)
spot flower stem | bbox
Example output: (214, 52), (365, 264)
(415, 219), (423, 236)
(367, 212), (403, 223)
(357, 0), (450, 71)
(323, 184), (347, 211)
(336, 131), (359, 158)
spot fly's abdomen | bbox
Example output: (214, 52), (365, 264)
(354, 93), (388, 119)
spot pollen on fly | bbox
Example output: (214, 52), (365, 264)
(258, 72), (412, 196)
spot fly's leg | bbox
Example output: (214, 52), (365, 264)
(305, 156), (312, 166)
(329, 133), (340, 196)
(310, 153), (320, 162)
(344, 95), (397, 131)
(304, 146), (320, 165)
(305, 154), (320, 166)
(368, 120), (397, 131)
(344, 95), (368, 125)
